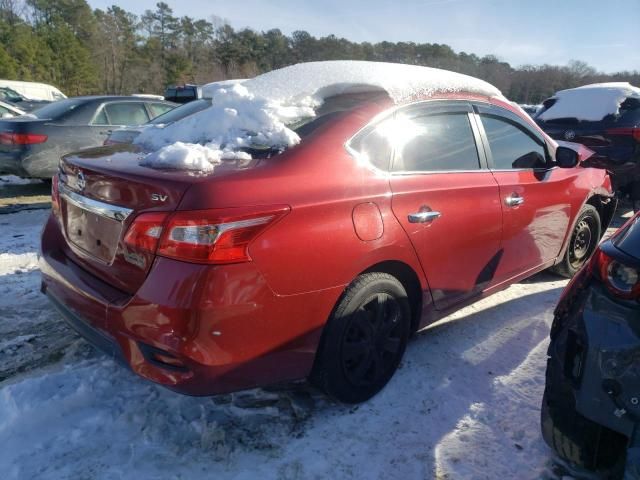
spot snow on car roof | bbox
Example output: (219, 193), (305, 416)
(241, 60), (502, 103)
(138, 61), (504, 172)
(537, 82), (640, 122)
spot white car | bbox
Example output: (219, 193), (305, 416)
(0, 79), (66, 102)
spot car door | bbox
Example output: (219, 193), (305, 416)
(474, 103), (580, 284)
(388, 101), (503, 311)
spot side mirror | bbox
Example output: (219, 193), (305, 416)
(1, 113), (14, 119)
(556, 146), (579, 168)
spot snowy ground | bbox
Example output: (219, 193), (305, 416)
(0, 206), (631, 480)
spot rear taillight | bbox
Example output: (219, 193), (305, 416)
(51, 174), (60, 216)
(591, 249), (640, 300)
(605, 127), (640, 143)
(123, 212), (169, 254)
(0, 132), (48, 145)
(156, 206), (289, 264)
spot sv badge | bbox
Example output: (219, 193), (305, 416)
(151, 193), (168, 202)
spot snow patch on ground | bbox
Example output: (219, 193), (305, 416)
(0, 210), (83, 383)
(538, 82), (640, 122)
(137, 61), (503, 172)
(0, 206), (569, 480)
(0, 175), (41, 186)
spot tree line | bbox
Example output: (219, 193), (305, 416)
(1, 0), (638, 103)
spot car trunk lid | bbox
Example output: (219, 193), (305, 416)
(57, 145), (199, 294)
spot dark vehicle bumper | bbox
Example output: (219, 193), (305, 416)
(0, 148), (57, 178)
(0, 149), (30, 176)
(550, 281), (640, 439)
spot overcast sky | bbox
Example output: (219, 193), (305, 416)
(87, 0), (640, 73)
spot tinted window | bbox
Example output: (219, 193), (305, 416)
(481, 115), (547, 169)
(104, 102), (150, 125)
(92, 108), (108, 125)
(392, 113), (480, 172)
(149, 99), (211, 124)
(148, 102), (174, 118)
(349, 119), (393, 170)
(30, 98), (87, 119)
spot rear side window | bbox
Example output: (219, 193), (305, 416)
(92, 108), (108, 125)
(104, 102), (150, 125)
(349, 119), (394, 171)
(392, 113), (480, 172)
(148, 103), (174, 118)
(480, 115), (547, 169)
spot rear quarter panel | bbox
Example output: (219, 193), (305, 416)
(177, 103), (428, 296)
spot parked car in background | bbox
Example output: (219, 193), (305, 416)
(0, 100), (25, 118)
(163, 79), (245, 104)
(40, 62), (615, 404)
(518, 104), (541, 117)
(536, 83), (640, 211)
(105, 98), (213, 146)
(0, 86), (50, 112)
(542, 211), (640, 478)
(0, 96), (176, 178)
(164, 84), (201, 104)
(0, 79), (66, 101)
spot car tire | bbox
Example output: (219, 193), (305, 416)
(553, 204), (601, 278)
(311, 272), (411, 403)
(541, 316), (626, 474)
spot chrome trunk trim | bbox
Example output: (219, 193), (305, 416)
(59, 183), (133, 222)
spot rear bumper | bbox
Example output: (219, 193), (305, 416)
(40, 213), (342, 395)
(0, 150), (29, 176)
(549, 282), (640, 438)
(0, 148), (56, 178)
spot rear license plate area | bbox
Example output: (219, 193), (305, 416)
(63, 200), (122, 264)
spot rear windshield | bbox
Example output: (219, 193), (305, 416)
(29, 98), (87, 119)
(149, 99), (211, 124)
(0, 87), (23, 103)
(293, 92), (388, 139)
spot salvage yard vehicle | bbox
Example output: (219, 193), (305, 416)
(536, 83), (640, 211)
(104, 98), (214, 146)
(40, 61), (616, 404)
(0, 96), (177, 179)
(0, 79), (66, 102)
(542, 211), (640, 478)
(0, 86), (50, 112)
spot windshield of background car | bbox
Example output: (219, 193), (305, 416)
(29, 98), (87, 120)
(0, 87), (23, 102)
(149, 98), (211, 124)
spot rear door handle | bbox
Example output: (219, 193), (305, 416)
(100, 130), (113, 135)
(505, 194), (524, 207)
(408, 211), (441, 223)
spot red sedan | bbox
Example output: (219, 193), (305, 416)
(40, 66), (615, 403)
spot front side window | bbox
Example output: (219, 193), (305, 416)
(480, 115), (547, 169)
(392, 113), (480, 172)
(104, 102), (150, 125)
